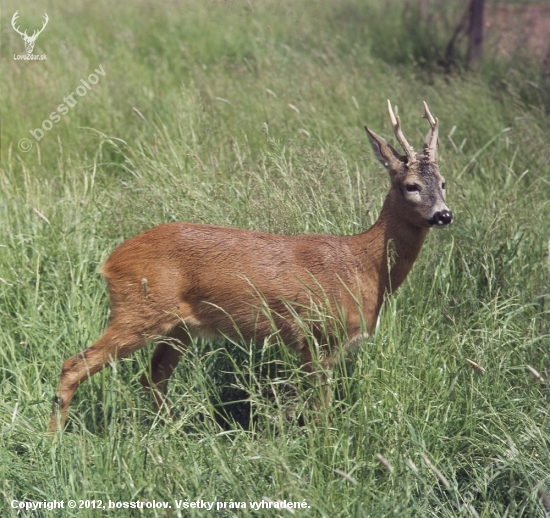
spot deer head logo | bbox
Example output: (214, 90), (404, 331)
(12, 11), (49, 55)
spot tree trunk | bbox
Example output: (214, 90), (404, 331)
(445, 0), (485, 70)
(466, 0), (485, 69)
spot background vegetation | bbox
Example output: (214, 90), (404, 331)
(1, 0), (549, 515)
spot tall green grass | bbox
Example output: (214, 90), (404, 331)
(1, 0), (549, 515)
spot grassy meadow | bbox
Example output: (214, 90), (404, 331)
(1, 0), (549, 515)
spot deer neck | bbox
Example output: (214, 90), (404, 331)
(351, 192), (429, 321)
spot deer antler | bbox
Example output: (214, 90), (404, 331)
(387, 100), (416, 164)
(11, 12), (48, 40)
(422, 101), (439, 162)
(32, 13), (49, 39)
(11, 11), (27, 38)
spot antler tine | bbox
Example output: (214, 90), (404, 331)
(387, 100), (416, 164)
(422, 101), (439, 162)
(422, 101), (436, 126)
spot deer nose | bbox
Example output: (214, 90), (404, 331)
(431, 210), (453, 227)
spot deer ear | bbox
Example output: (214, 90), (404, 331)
(365, 126), (406, 170)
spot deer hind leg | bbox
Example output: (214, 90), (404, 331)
(140, 326), (191, 414)
(49, 314), (181, 433)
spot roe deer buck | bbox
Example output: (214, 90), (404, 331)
(49, 100), (452, 432)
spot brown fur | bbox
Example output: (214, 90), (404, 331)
(49, 102), (451, 432)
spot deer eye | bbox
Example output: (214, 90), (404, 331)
(405, 184), (420, 192)
(441, 182), (446, 190)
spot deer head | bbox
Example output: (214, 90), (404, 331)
(365, 100), (452, 228)
(12, 11), (49, 55)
